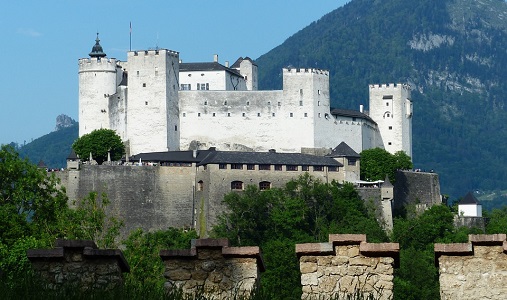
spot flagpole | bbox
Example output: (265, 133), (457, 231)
(129, 22), (132, 51)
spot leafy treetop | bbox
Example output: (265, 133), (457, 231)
(72, 129), (125, 164)
(360, 148), (413, 183)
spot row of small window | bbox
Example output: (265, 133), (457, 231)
(218, 164), (339, 172)
(197, 180), (271, 191)
(182, 112), (320, 118)
(180, 83), (209, 90)
(196, 100), (321, 107)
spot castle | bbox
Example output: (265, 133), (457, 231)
(78, 34), (413, 157)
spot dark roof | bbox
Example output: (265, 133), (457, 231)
(327, 142), (360, 158)
(330, 108), (375, 124)
(459, 192), (480, 205)
(382, 175), (393, 188)
(179, 62), (243, 77)
(89, 33), (106, 58)
(231, 57), (257, 68)
(67, 149), (79, 160)
(197, 151), (343, 167)
(128, 150), (215, 163)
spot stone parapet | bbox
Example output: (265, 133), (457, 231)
(296, 234), (398, 300)
(26, 239), (129, 290)
(435, 234), (507, 300)
(160, 238), (265, 299)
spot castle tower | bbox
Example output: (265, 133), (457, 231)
(78, 33), (120, 136)
(126, 49), (180, 155)
(368, 84), (413, 158)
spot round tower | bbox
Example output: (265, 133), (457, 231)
(78, 33), (118, 136)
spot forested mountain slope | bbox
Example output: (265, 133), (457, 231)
(256, 0), (507, 199)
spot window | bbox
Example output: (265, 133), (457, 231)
(224, 101), (228, 105)
(328, 166), (338, 172)
(272, 113), (275, 117)
(183, 113), (186, 117)
(388, 142), (392, 145)
(246, 101), (250, 106)
(268, 101), (271, 105)
(389, 126), (393, 130)
(287, 165), (298, 171)
(386, 103), (389, 106)
(231, 181), (244, 190)
(259, 181), (271, 190)
(318, 101), (321, 106)
(197, 180), (204, 191)
(304, 113), (308, 117)
(352, 117), (357, 121)
(227, 113), (231, 117)
(204, 101), (208, 105)
(300, 89), (303, 95)
(314, 166), (324, 172)
(348, 158), (357, 166)
(259, 164), (271, 170)
(290, 113), (293, 117)
(174, 125), (177, 131)
(257, 113), (261, 117)
(274, 165), (282, 171)
(198, 113), (201, 117)
(318, 113), (321, 118)
(219, 164), (227, 169)
(242, 112), (246, 117)
(136, 71), (139, 76)
(145, 101), (148, 105)
(213, 113), (216, 117)
(180, 84), (191, 90)
(299, 101), (303, 106)
(197, 83), (209, 90)
(302, 166), (309, 171)
(231, 164), (243, 170)
(247, 164), (255, 170)
(143, 83), (146, 87)
(278, 102), (281, 106)
(318, 90), (321, 95)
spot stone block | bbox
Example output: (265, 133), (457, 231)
(296, 242), (333, 256)
(469, 234), (506, 245)
(329, 234), (366, 245)
(301, 273), (319, 286)
(300, 262), (318, 274)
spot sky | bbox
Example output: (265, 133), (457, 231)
(0, 1), (349, 146)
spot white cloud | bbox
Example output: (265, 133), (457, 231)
(17, 28), (42, 37)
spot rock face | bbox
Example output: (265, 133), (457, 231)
(55, 114), (77, 131)
(296, 234), (399, 300)
(435, 234), (507, 300)
(160, 239), (264, 299)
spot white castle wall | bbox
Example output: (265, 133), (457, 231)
(368, 84), (412, 157)
(78, 58), (119, 136)
(238, 59), (258, 91)
(179, 70), (247, 91)
(126, 49), (180, 155)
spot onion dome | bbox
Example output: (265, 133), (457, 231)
(89, 32), (106, 58)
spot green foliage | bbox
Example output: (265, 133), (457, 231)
(0, 145), (68, 246)
(57, 191), (124, 248)
(122, 228), (198, 291)
(360, 148), (412, 183)
(72, 129), (125, 164)
(17, 124), (78, 169)
(212, 174), (387, 299)
(484, 207), (507, 234)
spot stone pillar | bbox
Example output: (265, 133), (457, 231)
(160, 238), (265, 299)
(296, 234), (399, 300)
(435, 234), (507, 300)
(26, 239), (129, 290)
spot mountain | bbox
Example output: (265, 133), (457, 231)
(17, 115), (78, 169)
(255, 0), (507, 200)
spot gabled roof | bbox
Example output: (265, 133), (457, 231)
(382, 175), (393, 188)
(330, 108), (375, 124)
(179, 62), (243, 77)
(128, 150), (215, 163)
(197, 151), (343, 167)
(459, 192), (481, 205)
(231, 57), (257, 68)
(67, 149), (79, 160)
(327, 142), (360, 158)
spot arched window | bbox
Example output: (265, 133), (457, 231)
(231, 181), (244, 190)
(197, 180), (204, 191)
(259, 181), (271, 191)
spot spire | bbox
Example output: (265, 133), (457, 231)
(89, 32), (107, 58)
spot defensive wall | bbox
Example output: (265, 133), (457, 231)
(435, 234), (507, 300)
(58, 165), (196, 238)
(394, 170), (442, 213)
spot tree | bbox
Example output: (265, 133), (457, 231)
(360, 148), (413, 182)
(0, 145), (67, 246)
(72, 129), (125, 164)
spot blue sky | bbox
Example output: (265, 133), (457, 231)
(0, 1), (348, 145)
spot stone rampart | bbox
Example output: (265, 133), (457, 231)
(435, 234), (507, 300)
(296, 234), (399, 300)
(26, 239), (129, 290)
(394, 170), (441, 213)
(160, 238), (265, 299)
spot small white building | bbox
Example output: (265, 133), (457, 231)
(458, 192), (482, 217)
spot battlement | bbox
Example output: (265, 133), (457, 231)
(369, 83), (411, 91)
(128, 48), (179, 58)
(78, 57), (119, 72)
(283, 67), (329, 76)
